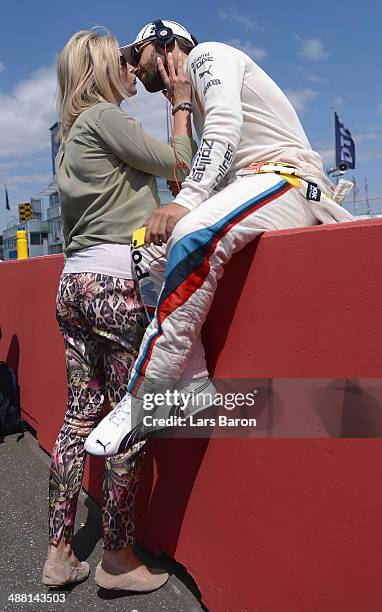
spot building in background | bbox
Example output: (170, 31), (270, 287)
(47, 184), (63, 254)
(3, 217), (48, 260)
(2, 227), (17, 260)
(46, 122), (64, 255)
(1, 122), (62, 260)
(2, 181), (57, 260)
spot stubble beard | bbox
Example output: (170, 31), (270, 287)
(139, 49), (168, 93)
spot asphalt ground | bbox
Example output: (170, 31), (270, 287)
(0, 429), (208, 612)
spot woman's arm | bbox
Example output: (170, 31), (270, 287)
(96, 106), (194, 180)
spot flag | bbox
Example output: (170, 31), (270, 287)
(50, 122), (60, 177)
(334, 112), (355, 171)
(5, 184), (10, 211)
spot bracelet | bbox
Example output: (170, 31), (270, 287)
(172, 102), (192, 116)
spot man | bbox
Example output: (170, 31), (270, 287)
(85, 19), (355, 456)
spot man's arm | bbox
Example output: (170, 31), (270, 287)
(173, 42), (245, 211)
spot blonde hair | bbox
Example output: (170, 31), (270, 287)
(57, 29), (129, 140)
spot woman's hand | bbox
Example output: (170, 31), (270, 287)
(157, 52), (192, 106)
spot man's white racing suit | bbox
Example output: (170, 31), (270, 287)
(128, 41), (355, 397)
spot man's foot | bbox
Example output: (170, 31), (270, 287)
(84, 379), (217, 457)
(84, 392), (145, 456)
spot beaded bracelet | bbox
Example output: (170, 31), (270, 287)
(171, 102), (192, 116)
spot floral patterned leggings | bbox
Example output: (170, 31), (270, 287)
(49, 273), (148, 551)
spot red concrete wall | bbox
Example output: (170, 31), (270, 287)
(1, 219), (382, 612)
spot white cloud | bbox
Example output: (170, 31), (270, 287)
(297, 67), (327, 84)
(2, 173), (51, 186)
(353, 130), (382, 144)
(356, 149), (382, 162)
(227, 39), (268, 61)
(0, 64), (57, 158)
(217, 8), (261, 31)
(0, 62), (5, 74)
(305, 73), (326, 84)
(295, 36), (329, 61)
(334, 96), (343, 106)
(0, 161), (18, 171)
(285, 88), (319, 113)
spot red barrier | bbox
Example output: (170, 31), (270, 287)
(1, 219), (382, 612)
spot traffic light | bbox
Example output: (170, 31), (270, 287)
(18, 202), (33, 222)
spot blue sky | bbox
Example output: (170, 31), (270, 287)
(0, 0), (381, 230)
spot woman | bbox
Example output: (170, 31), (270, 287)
(42, 29), (194, 592)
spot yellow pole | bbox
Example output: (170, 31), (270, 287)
(16, 230), (28, 260)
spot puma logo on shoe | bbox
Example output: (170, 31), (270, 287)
(96, 439), (111, 452)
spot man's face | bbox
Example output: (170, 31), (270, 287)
(136, 42), (168, 92)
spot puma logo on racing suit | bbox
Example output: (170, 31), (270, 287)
(199, 64), (213, 78)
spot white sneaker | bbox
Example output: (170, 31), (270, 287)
(84, 379), (218, 457)
(84, 393), (144, 457)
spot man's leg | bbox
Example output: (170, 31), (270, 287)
(128, 173), (317, 396)
(131, 241), (209, 382)
(85, 173), (321, 455)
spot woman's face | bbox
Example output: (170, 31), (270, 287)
(120, 59), (137, 97)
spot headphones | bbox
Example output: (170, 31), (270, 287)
(153, 20), (198, 48)
(130, 20), (197, 66)
(152, 20), (175, 47)
(130, 20), (175, 66)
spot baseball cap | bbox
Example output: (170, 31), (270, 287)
(120, 20), (196, 65)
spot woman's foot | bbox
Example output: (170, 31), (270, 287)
(46, 542), (82, 567)
(96, 546), (169, 592)
(42, 542), (90, 586)
(42, 559), (90, 587)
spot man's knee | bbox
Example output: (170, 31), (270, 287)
(169, 213), (197, 249)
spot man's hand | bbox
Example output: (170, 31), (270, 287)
(145, 203), (189, 246)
